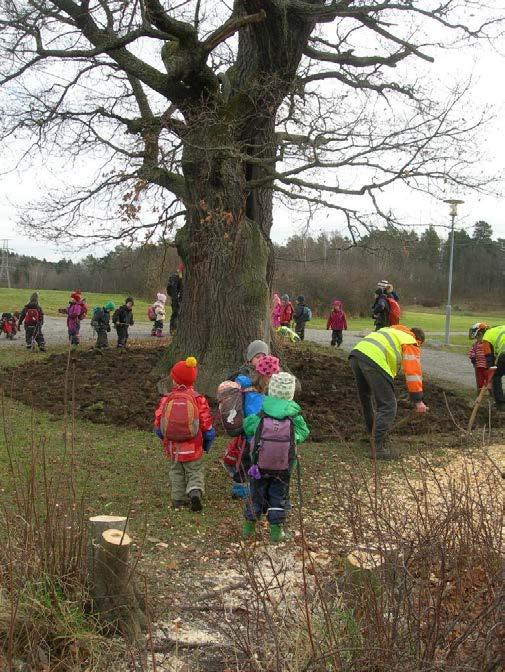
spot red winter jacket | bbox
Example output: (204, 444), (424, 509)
(327, 309), (347, 331)
(280, 302), (294, 325)
(154, 387), (213, 462)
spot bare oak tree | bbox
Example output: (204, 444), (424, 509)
(0, 0), (502, 388)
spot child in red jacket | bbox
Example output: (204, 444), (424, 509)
(154, 357), (216, 511)
(468, 322), (490, 390)
(327, 300), (347, 347)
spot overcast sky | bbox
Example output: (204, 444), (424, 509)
(1, 21), (504, 261)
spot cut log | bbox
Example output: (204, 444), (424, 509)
(87, 515), (128, 579)
(88, 520), (147, 641)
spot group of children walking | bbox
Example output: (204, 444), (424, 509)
(272, 293), (348, 347)
(8, 291), (171, 350)
(153, 340), (309, 542)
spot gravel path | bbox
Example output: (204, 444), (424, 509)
(0, 317), (475, 389)
(306, 328), (475, 389)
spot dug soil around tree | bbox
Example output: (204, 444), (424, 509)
(0, 341), (494, 440)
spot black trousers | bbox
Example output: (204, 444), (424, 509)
(96, 328), (109, 348)
(492, 353), (505, 406)
(295, 322), (305, 341)
(349, 356), (397, 448)
(170, 301), (179, 333)
(116, 325), (129, 347)
(25, 325), (45, 348)
(331, 329), (343, 346)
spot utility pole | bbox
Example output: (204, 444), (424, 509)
(0, 240), (11, 288)
(444, 199), (464, 346)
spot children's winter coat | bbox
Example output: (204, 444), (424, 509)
(154, 386), (214, 462)
(468, 341), (488, 369)
(114, 304), (134, 326)
(243, 396), (310, 446)
(64, 300), (87, 333)
(18, 302), (44, 327)
(153, 294), (166, 321)
(327, 302), (347, 331)
(280, 302), (294, 326)
(271, 295), (283, 328)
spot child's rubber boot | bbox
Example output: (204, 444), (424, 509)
(242, 520), (256, 539)
(269, 524), (286, 543)
(155, 328), (163, 337)
(189, 489), (203, 512)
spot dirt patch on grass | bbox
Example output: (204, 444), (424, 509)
(0, 341), (489, 441)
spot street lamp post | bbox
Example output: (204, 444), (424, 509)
(444, 198), (464, 346)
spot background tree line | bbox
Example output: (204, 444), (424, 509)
(6, 220), (504, 315)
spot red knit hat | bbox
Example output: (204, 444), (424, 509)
(70, 291), (81, 302)
(171, 356), (198, 386)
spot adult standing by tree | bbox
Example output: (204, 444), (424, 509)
(166, 264), (183, 335)
(349, 325), (428, 459)
(0, 1), (502, 391)
(481, 324), (505, 412)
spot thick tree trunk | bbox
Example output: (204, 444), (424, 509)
(165, 5), (318, 395)
(168, 122), (274, 395)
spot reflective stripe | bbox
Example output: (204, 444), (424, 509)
(381, 331), (402, 370)
(495, 331), (505, 356)
(406, 375), (422, 382)
(403, 354), (418, 361)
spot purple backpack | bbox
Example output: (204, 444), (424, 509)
(251, 416), (295, 473)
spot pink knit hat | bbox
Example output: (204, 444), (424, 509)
(255, 355), (280, 377)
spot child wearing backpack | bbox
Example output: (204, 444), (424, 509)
(242, 372), (309, 543)
(326, 300), (347, 347)
(18, 292), (46, 351)
(219, 356), (280, 499)
(58, 291), (88, 345)
(293, 295), (312, 341)
(91, 301), (115, 348)
(149, 293), (167, 337)
(154, 357), (216, 512)
(113, 297), (134, 348)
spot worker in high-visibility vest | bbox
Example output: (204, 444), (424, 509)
(349, 325), (428, 459)
(481, 324), (505, 411)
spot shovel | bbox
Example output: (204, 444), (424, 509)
(467, 366), (497, 432)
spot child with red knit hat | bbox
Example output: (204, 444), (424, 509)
(154, 356), (216, 511)
(58, 290), (88, 345)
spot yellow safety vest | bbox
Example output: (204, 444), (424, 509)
(483, 325), (505, 358)
(352, 327), (417, 379)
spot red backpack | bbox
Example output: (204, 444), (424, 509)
(147, 306), (156, 321)
(24, 308), (40, 327)
(386, 297), (401, 325)
(160, 388), (200, 442)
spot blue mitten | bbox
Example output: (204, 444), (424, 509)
(203, 427), (217, 453)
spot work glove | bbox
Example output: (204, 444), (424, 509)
(415, 401), (428, 414)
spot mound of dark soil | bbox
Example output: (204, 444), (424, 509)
(0, 342), (484, 441)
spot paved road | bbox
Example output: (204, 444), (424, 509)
(306, 328), (475, 389)
(0, 317), (475, 389)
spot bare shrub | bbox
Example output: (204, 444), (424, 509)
(214, 449), (503, 671)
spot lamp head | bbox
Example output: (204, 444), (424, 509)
(444, 198), (464, 217)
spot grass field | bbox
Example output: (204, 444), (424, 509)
(0, 287), (154, 320)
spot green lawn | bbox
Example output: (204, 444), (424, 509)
(0, 287), (156, 321)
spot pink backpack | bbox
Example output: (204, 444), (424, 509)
(250, 416), (295, 473)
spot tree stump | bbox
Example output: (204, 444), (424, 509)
(343, 544), (399, 595)
(88, 517), (147, 641)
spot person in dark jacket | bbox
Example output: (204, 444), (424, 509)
(92, 301), (115, 348)
(372, 288), (389, 331)
(293, 295), (310, 341)
(166, 265), (183, 334)
(113, 297), (134, 348)
(18, 292), (46, 351)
